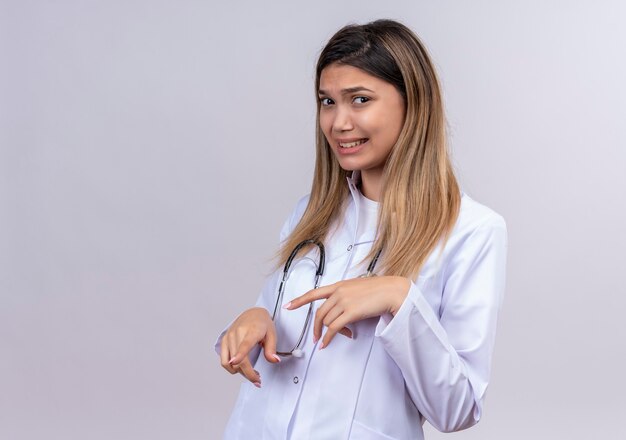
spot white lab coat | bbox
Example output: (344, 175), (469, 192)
(215, 172), (508, 439)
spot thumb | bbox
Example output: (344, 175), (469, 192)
(262, 322), (281, 364)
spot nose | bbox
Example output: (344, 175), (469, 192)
(332, 106), (353, 133)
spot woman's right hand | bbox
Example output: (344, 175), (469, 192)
(220, 307), (281, 387)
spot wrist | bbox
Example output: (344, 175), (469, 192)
(388, 276), (410, 316)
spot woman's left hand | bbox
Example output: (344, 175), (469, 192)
(284, 276), (411, 349)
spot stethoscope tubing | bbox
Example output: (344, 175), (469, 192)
(272, 240), (325, 357)
(272, 239), (381, 357)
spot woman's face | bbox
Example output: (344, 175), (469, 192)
(318, 63), (406, 178)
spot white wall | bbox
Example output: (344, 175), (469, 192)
(1, 1), (625, 439)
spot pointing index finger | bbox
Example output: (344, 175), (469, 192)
(284, 284), (335, 310)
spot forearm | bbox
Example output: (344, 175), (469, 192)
(376, 282), (497, 432)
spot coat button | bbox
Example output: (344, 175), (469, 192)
(293, 376), (299, 384)
(347, 245), (353, 251)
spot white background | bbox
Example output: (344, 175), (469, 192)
(1, 1), (625, 439)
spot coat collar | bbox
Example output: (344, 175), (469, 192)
(344, 170), (377, 244)
(346, 170), (365, 205)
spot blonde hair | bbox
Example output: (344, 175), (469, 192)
(278, 19), (460, 278)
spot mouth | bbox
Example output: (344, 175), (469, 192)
(338, 138), (368, 149)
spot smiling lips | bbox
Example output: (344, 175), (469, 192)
(339, 138), (368, 148)
(336, 138), (369, 157)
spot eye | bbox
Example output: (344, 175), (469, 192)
(319, 97), (334, 106)
(353, 96), (370, 104)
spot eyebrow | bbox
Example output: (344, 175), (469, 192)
(317, 86), (374, 96)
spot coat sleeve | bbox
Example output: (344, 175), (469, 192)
(213, 195), (310, 362)
(374, 213), (508, 432)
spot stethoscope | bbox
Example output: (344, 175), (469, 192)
(271, 239), (382, 357)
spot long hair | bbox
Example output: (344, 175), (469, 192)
(277, 19), (461, 278)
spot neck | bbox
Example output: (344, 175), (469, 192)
(359, 169), (383, 202)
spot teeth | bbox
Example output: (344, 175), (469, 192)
(339, 139), (367, 148)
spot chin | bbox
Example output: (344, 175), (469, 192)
(334, 158), (364, 172)
(337, 164), (359, 172)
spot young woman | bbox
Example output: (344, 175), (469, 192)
(215, 19), (507, 439)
